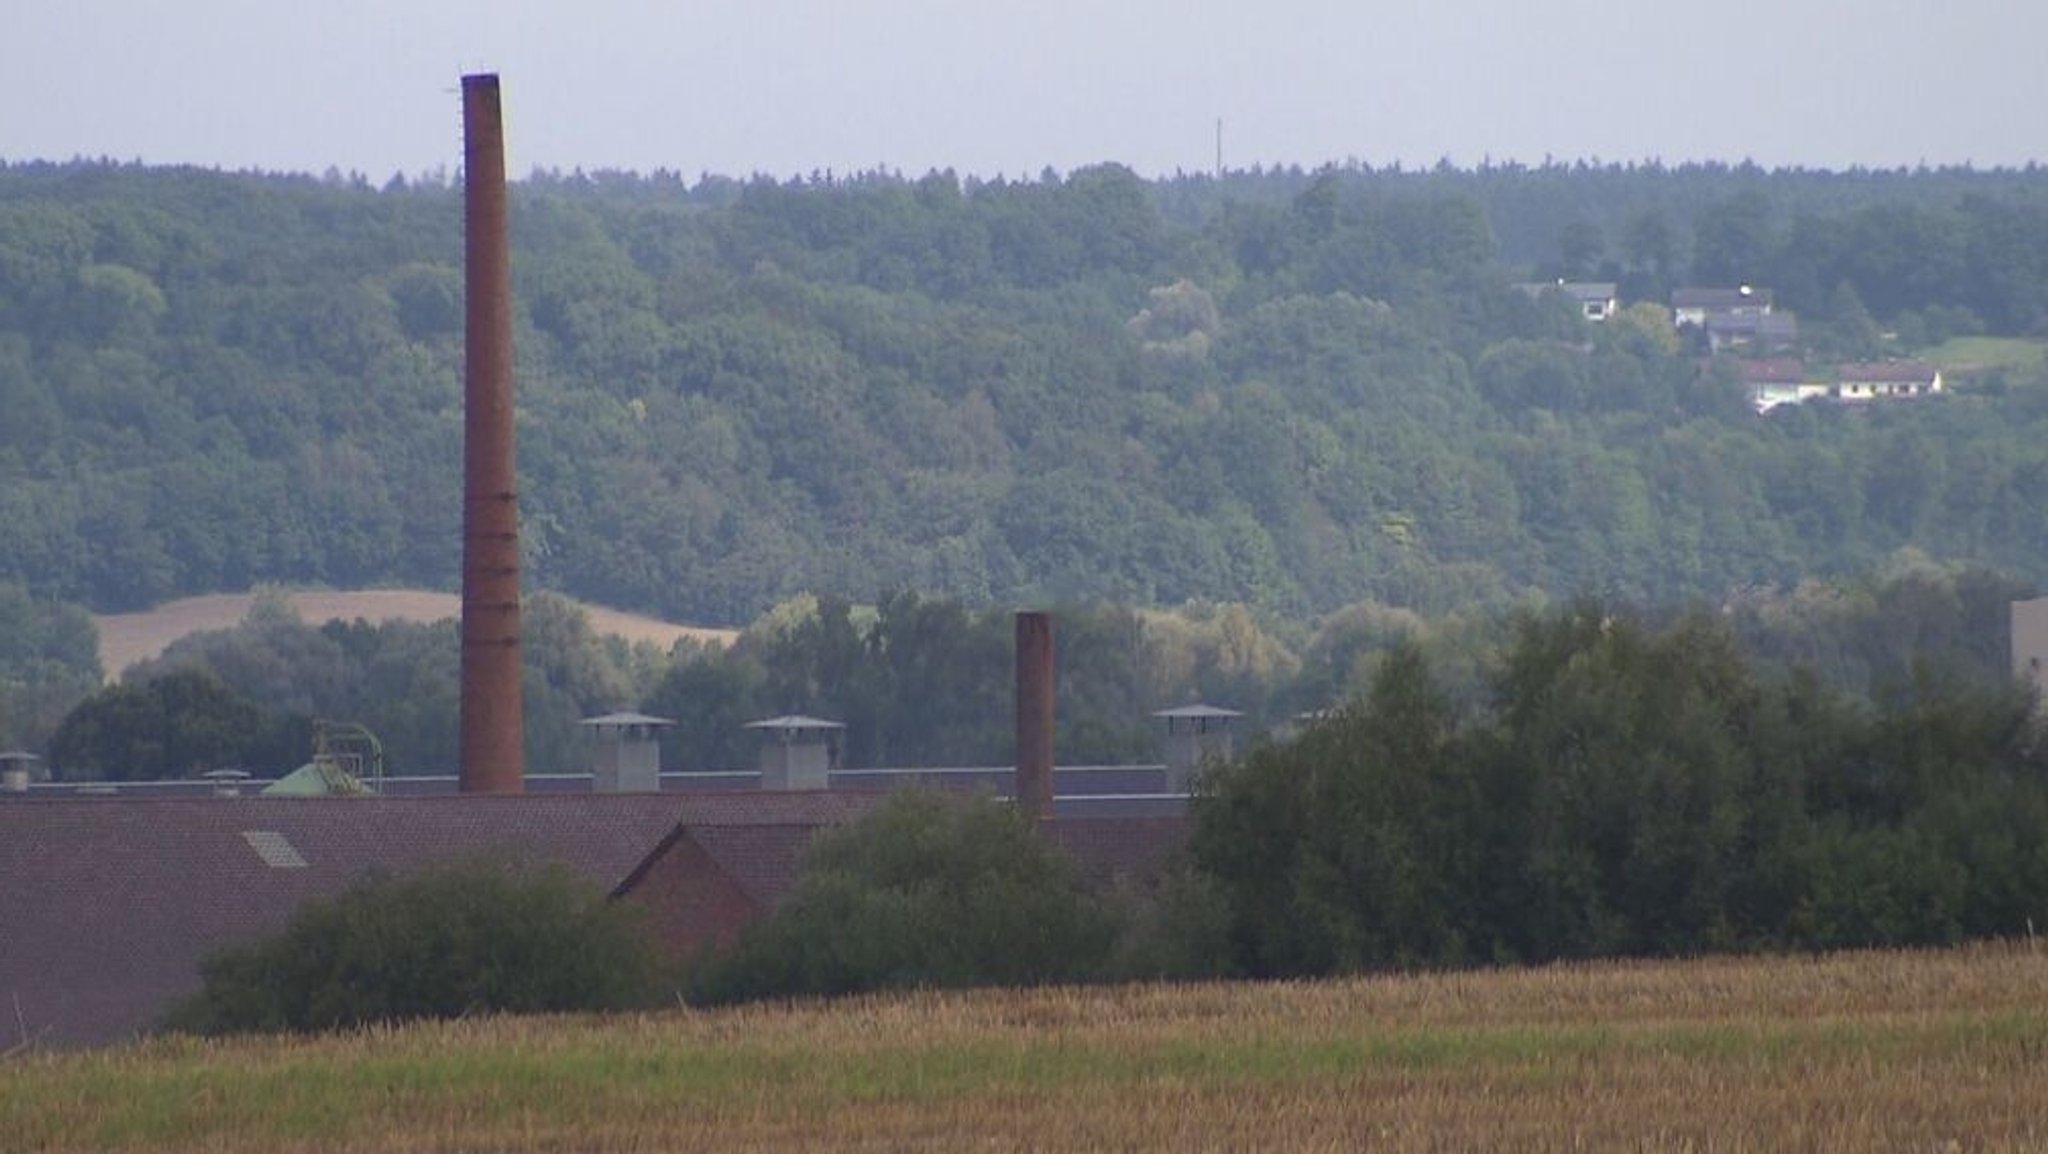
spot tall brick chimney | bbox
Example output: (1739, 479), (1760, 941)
(1014, 611), (1054, 821)
(458, 73), (524, 794)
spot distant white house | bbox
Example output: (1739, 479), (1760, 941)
(1516, 280), (1618, 322)
(1830, 362), (1944, 402)
(1737, 359), (1943, 415)
(1705, 311), (1799, 354)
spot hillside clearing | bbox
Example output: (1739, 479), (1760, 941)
(5, 944), (2045, 1151)
(92, 589), (736, 679)
(1920, 335), (2048, 377)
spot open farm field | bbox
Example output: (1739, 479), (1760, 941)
(1921, 335), (2048, 377)
(91, 589), (737, 679)
(5, 944), (2045, 1152)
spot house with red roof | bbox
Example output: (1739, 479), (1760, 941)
(1735, 359), (1945, 415)
(1831, 362), (1944, 403)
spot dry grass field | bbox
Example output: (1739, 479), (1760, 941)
(5, 944), (2045, 1152)
(92, 589), (737, 679)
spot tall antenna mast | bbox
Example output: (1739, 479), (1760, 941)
(1215, 118), (1224, 180)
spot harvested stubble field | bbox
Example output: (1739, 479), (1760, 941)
(5, 944), (2046, 1152)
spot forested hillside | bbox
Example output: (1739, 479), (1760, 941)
(5, 160), (2048, 623)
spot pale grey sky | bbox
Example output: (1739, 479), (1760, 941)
(5, 0), (2044, 180)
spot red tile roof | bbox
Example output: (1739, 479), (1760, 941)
(2, 788), (1188, 1049)
(0, 791), (878, 1049)
(615, 791), (885, 910)
(1834, 361), (1940, 383)
(1735, 358), (1810, 385)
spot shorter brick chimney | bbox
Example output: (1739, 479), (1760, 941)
(1015, 612), (1054, 820)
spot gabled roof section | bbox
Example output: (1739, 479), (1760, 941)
(1835, 360), (1941, 383)
(1152, 704), (1244, 721)
(616, 794), (1189, 919)
(744, 715), (846, 732)
(1736, 358), (1811, 385)
(0, 791), (870, 1049)
(1559, 281), (1617, 303)
(1514, 280), (1614, 295)
(1673, 286), (1774, 310)
(580, 712), (676, 728)
(1707, 312), (1797, 336)
(610, 789), (883, 903)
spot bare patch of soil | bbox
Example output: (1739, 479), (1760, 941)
(94, 589), (735, 678)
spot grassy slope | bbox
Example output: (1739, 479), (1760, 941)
(1919, 335), (2048, 376)
(5, 944), (2046, 1152)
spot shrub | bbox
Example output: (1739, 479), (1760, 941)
(1101, 857), (1236, 982)
(687, 789), (1116, 1004)
(161, 858), (660, 1035)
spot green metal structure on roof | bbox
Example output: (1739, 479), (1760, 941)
(261, 761), (369, 796)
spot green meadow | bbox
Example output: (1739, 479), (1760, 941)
(1920, 334), (2048, 376)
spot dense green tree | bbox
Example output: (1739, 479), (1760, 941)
(1555, 219), (1605, 280)
(687, 789), (1116, 1003)
(1724, 563), (2035, 697)
(1476, 339), (1591, 412)
(1195, 644), (1482, 975)
(83, 593), (667, 777)
(644, 596), (1239, 773)
(1619, 206), (1677, 296)
(0, 581), (102, 752)
(4, 160), (2048, 628)
(1484, 608), (1765, 956)
(1813, 280), (1883, 359)
(1189, 600), (2048, 973)
(49, 667), (292, 780)
(1692, 190), (1775, 286)
(645, 643), (770, 772)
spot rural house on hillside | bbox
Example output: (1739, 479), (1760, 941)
(1674, 286), (1799, 353)
(1735, 359), (1945, 415)
(1514, 280), (1618, 321)
(1831, 361), (1944, 402)
(1673, 286), (1774, 328)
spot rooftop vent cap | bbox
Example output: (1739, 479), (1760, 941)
(1153, 703), (1244, 794)
(203, 768), (252, 798)
(582, 712), (676, 793)
(0, 751), (40, 794)
(746, 715), (843, 791)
